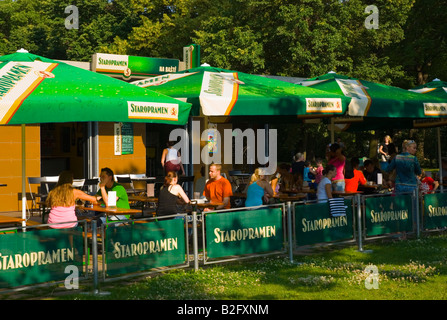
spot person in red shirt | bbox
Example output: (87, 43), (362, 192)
(419, 169), (439, 195)
(344, 157), (367, 192)
(203, 163), (233, 210)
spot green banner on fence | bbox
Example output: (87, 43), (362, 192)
(423, 193), (447, 229)
(205, 208), (284, 259)
(365, 195), (413, 236)
(105, 218), (186, 276)
(0, 227), (84, 288)
(294, 201), (353, 246)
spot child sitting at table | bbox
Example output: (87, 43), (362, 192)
(303, 161), (314, 186)
(419, 169), (439, 195)
(314, 158), (324, 186)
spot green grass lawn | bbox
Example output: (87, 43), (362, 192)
(4, 232), (447, 300)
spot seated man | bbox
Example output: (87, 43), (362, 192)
(203, 163), (233, 211)
(360, 159), (382, 194)
(95, 167), (130, 225)
(362, 159), (382, 184)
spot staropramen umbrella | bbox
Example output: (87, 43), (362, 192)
(0, 51), (192, 125)
(409, 79), (447, 188)
(0, 50), (192, 225)
(409, 79), (447, 100)
(131, 66), (351, 119)
(299, 72), (447, 119)
(406, 79), (447, 128)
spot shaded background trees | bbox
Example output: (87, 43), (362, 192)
(1, 0), (444, 85)
(0, 0), (445, 165)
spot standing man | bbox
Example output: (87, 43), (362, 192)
(203, 163), (233, 210)
(95, 167), (130, 224)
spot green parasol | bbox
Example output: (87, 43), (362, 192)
(131, 66), (351, 119)
(409, 79), (447, 100)
(0, 51), (192, 125)
(409, 79), (447, 188)
(0, 50), (191, 225)
(299, 72), (447, 119)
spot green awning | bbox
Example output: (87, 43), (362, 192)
(131, 66), (351, 119)
(299, 72), (447, 119)
(0, 51), (192, 125)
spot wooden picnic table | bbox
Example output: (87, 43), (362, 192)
(76, 204), (141, 216)
(0, 215), (25, 225)
(273, 193), (308, 202)
(128, 195), (158, 203)
(190, 201), (224, 211)
(332, 190), (363, 197)
(197, 202), (224, 209)
(0, 215), (25, 233)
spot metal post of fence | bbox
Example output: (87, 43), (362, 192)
(357, 194), (373, 253)
(192, 209), (199, 271)
(87, 220), (109, 296)
(414, 189), (420, 239)
(91, 220), (99, 294)
(356, 193), (364, 252)
(287, 201), (294, 263)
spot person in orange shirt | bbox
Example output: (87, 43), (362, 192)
(203, 163), (233, 210)
(344, 157), (367, 192)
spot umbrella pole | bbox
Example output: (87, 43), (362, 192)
(21, 124), (27, 227)
(330, 118), (335, 144)
(438, 127), (443, 192)
(204, 115), (209, 180)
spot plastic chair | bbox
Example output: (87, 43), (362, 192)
(27, 177), (47, 216)
(117, 174), (144, 195)
(228, 170), (244, 192)
(42, 176), (59, 194)
(72, 179), (85, 188)
(129, 174), (148, 195)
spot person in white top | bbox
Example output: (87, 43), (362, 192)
(161, 141), (185, 175)
(316, 164), (337, 203)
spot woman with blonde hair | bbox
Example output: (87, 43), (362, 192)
(46, 171), (98, 228)
(245, 168), (273, 207)
(379, 135), (396, 171)
(387, 140), (421, 195)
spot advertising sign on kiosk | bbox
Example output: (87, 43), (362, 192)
(92, 53), (180, 80)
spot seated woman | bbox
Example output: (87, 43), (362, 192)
(316, 164), (336, 203)
(269, 167), (281, 197)
(344, 157), (367, 192)
(245, 168), (274, 207)
(156, 171), (190, 217)
(46, 171), (98, 228)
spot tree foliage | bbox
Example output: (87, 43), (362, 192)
(0, 0), (445, 164)
(0, 0), (443, 84)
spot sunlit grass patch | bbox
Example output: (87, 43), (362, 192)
(19, 233), (447, 300)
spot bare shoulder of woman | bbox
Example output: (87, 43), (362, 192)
(172, 184), (183, 193)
